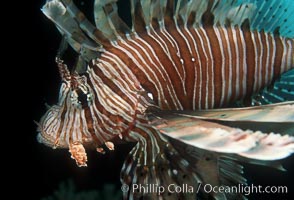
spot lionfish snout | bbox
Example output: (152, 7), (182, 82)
(37, 82), (72, 149)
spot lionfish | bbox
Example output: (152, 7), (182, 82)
(38, 0), (294, 199)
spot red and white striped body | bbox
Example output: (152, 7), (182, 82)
(94, 26), (293, 110)
(38, 23), (294, 161)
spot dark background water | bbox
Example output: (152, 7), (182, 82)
(29, 1), (133, 199)
(27, 0), (294, 199)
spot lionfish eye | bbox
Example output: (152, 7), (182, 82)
(70, 87), (93, 109)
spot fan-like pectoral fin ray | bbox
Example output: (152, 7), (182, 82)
(154, 111), (294, 161)
(176, 101), (294, 122)
(121, 125), (249, 199)
(171, 102), (294, 135)
(229, 154), (286, 171)
(167, 137), (249, 200)
(121, 126), (200, 199)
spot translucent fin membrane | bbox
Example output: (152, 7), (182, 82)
(129, 0), (294, 37)
(42, 1), (101, 50)
(94, 0), (131, 40)
(252, 69), (294, 105)
(42, 0), (132, 62)
(178, 102), (294, 122)
(42, 0), (294, 64)
(154, 104), (294, 160)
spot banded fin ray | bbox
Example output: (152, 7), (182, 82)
(42, 0), (132, 62)
(153, 104), (294, 160)
(130, 0), (294, 37)
(41, 0), (102, 59)
(129, 0), (167, 31)
(94, 0), (131, 40)
(176, 101), (294, 122)
(174, 101), (294, 135)
(167, 138), (249, 200)
(42, 0), (294, 65)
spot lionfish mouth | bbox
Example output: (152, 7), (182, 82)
(36, 105), (68, 149)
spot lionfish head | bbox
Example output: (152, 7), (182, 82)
(37, 58), (96, 150)
(37, 54), (142, 166)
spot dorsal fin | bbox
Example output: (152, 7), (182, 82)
(210, 0), (294, 37)
(129, 0), (294, 37)
(104, 3), (131, 36)
(42, 0), (133, 63)
(252, 69), (294, 105)
(130, 0), (168, 32)
(94, 0), (118, 41)
(94, 0), (131, 41)
(250, 0), (294, 37)
(130, 0), (147, 32)
(42, 0), (103, 62)
(59, 0), (109, 45)
(208, 0), (294, 37)
(43, 0), (294, 61)
(177, 0), (210, 26)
